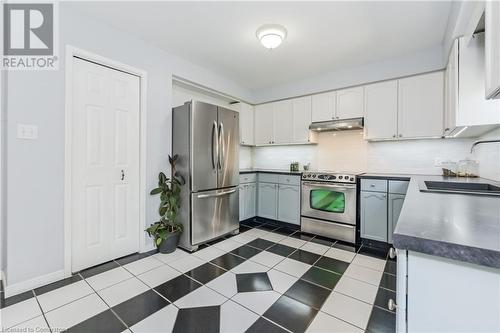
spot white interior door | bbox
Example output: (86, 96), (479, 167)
(71, 57), (140, 272)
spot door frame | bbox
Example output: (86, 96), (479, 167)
(64, 45), (148, 276)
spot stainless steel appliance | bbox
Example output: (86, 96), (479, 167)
(309, 117), (363, 132)
(173, 101), (239, 251)
(301, 171), (357, 243)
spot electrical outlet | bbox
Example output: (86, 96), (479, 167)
(17, 124), (38, 139)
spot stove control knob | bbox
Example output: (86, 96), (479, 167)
(350, 177), (354, 181)
(338, 176), (343, 179)
(313, 174), (317, 178)
(331, 175), (336, 180)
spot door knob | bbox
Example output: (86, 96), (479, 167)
(121, 170), (125, 181)
(388, 299), (397, 311)
(389, 247), (397, 259)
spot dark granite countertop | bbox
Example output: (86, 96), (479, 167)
(357, 173), (412, 181)
(239, 168), (303, 176)
(382, 174), (500, 268)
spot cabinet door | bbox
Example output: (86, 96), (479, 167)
(278, 185), (300, 225)
(292, 96), (312, 143)
(254, 103), (274, 144)
(239, 185), (246, 222)
(239, 102), (254, 145)
(245, 183), (257, 219)
(364, 80), (398, 140)
(486, 0), (500, 99)
(398, 72), (444, 138)
(311, 92), (336, 122)
(258, 183), (278, 219)
(336, 87), (364, 119)
(360, 191), (388, 242)
(458, 34), (500, 126)
(388, 194), (405, 243)
(273, 100), (294, 144)
(444, 39), (458, 136)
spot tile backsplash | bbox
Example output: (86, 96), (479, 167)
(474, 127), (500, 181)
(249, 130), (479, 175)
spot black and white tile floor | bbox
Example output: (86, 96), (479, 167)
(0, 221), (396, 333)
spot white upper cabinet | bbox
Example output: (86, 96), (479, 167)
(254, 103), (274, 145)
(273, 100), (294, 144)
(458, 34), (500, 126)
(364, 80), (398, 140)
(336, 87), (364, 119)
(444, 39), (459, 136)
(292, 96), (313, 143)
(311, 92), (336, 122)
(238, 102), (254, 146)
(398, 71), (444, 139)
(485, 0), (500, 99)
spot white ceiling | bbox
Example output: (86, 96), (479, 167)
(68, 1), (453, 91)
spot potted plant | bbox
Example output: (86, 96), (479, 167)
(146, 155), (185, 254)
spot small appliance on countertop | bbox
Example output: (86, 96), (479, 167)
(301, 171), (359, 243)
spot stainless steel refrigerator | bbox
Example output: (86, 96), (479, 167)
(173, 100), (240, 251)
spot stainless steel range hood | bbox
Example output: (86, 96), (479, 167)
(309, 117), (364, 132)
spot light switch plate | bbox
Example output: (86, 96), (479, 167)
(17, 124), (38, 139)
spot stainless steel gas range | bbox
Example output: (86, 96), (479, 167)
(301, 171), (357, 243)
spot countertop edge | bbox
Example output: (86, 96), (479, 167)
(239, 169), (303, 175)
(393, 233), (500, 269)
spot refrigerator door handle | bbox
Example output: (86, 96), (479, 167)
(197, 188), (236, 199)
(211, 120), (218, 170)
(218, 122), (225, 170)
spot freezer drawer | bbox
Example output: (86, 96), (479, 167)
(191, 187), (239, 245)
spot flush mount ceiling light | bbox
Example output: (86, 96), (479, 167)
(256, 24), (287, 49)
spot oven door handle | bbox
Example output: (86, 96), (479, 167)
(302, 182), (356, 190)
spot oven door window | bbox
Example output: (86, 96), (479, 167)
(310, 189), (345, 213)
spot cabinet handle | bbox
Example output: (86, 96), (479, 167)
(370, 184), (376, 187)
(382, 194), (387, 198)
(392, 134), (396, 138)
(388, 299), (397, 311)
(389, 247), (397, 259)
(399, 134), (403, 138)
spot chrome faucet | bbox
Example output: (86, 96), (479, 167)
(470, 139), (500, 153)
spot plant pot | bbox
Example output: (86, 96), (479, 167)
(158, 232), (180, 254)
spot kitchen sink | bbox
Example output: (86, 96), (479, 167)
(420, 181), (500, 196)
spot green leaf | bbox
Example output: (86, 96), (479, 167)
(150, 187), (163, 195)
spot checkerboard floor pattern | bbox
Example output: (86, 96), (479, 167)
(0, 220), (397, 333)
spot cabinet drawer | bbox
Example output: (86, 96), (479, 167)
(258, 173), (279, 183)
(240, 173), (257, 184)
(278, 174), (301, 185)
(361, 179), (388, 192)
(389, 180), (409, 194)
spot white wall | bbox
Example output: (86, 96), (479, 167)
(252, 130), (476, 175)
(3, 5), (252, 291)
(251, 46), (444, 103)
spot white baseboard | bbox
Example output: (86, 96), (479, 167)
(142, 244), (157, 253)
(4, 269), (66, 298)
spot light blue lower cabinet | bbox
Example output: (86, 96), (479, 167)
(388, 193), (405, 243)
(257, 182), (278, 220)
(277, 184), (300, 225)
(245, 183), (257, 220)
(239, 185), (246, 222)
(239, 183), (257, 221)
(360, 191), (388, 242)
